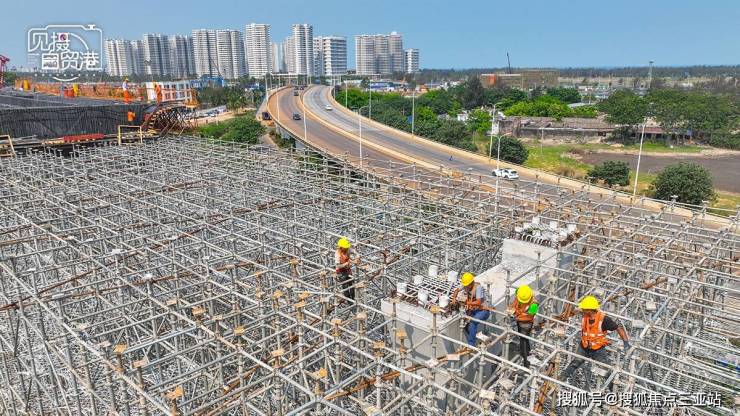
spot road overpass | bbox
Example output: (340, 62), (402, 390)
(267, 85), (735, 229)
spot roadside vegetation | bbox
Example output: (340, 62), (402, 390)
(196, 113), (265, 145)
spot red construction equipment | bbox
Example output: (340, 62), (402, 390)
(0, 55), (10, 88)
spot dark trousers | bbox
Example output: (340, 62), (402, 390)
(516, 321), (533, 366)
(561, 344), (610, 388)
(337, 271), (355, 300)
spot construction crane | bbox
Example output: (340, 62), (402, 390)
(0, 54), (10, 88)
(506, 52), (512, 74)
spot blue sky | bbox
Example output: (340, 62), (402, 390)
(3, 0), (739, 70)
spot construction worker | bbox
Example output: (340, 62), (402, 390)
(335, 238), (358, 301)
(154, 82), (163, 104)
(560, 295), (630, 388)
(509, 285), (538, 368)
(127, 110), (136, 123)
(451, 272), (490, 346)
(122, 78), (131, 103)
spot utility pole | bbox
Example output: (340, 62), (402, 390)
(647, 60), (654, 90)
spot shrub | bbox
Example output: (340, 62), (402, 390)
(652, 162), (715, 205)
(588, 161), (630, 186)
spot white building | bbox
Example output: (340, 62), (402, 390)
(142, 34), (172, 76)
(144, 80), (194, 103)
(271, 42), (284, 73)
(388, 31), (404, 73)
(291, 24), (314, 76)
(245, 23), (272, 77)
(405, 48), (419, 74)
(313, 36), (347, 76)
(284, 35), (295, 74)
(192, 29), (219, 78)
(354, 32), (404, 76)
(169, 35), (196, 79)
(216, 29), (247, 79)
(130, 40), (145, 75)
(105, 39), (136, 77)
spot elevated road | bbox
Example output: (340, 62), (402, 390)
(267, 85), (735, 229)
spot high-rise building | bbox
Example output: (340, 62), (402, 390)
(354, 32), (404, 76)
(284, 36), (295, 74)
(216, 29), (247, 79)
(130, 40), (145, 75)
(291, 24), (314, 76)
(354, 35), (376, 76)
(105, 39), (136, 77)
(389, 31), (404, 73)
(271, 42), (284, 73)
(245, 24), (272, 77)
(142, 34), (172, 76)
(313, 36), (347, 76)
(405, 48), (419, 74)
(169, 35), (196, 79)
(192, 29), (219, 78)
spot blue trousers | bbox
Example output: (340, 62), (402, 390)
(466, 310), (491, 346)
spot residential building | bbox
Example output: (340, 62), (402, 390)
(388, 31), (404, 73)
(104, 39), (136, 77)
(355, 35), (376, 76)
(168, 35), (196, 79)
(313, 36), (347, 76)
(142, 34), (172, 76)
(354, 32), (405, 76)
(405, 48), (419, 73)
(216, 29), (247, 79)
(192, 29), (219, 78)
(271, 42), (284, 73)
(291, 24), (314, 76)
(245, 23), (272, 77)
(130, 40), (145, 75)
(284, 36), (295, 74)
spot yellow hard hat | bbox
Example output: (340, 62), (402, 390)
(460, 272), (474, 287)
(337, 238), (351, 249)
(517, 285), (533, 303)
(578, 295), (600, 310)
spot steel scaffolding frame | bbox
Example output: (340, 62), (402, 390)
(0, 137), (737, 416)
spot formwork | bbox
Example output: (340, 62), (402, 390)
(0, 136), (737, 415)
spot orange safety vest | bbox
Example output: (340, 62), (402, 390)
(127, 111), (136, 122)
(511, 297), (536, 323)
(336, 249), (351, 274)
(581, 311), (609, 350)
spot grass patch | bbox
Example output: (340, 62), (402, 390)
(523, 143), (593, 179)
(710, 192), (740, 217)
(621, 141), (703, 154)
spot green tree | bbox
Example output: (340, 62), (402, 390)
(220, 115), (265, 144)
(597, 90), (648, 142)
(652, 162), (715, 205)
(493, 136), (529, 164)
(588, 161), (630, 186)
(462, 76), (485, 109)
(546, 87), (581, 104)
(433, 120), (476, 151)
(468, 109), (492, 136)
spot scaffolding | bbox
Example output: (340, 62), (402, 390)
(0, 137), (738, 416)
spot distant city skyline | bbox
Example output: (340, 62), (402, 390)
(2, 0), (739, 71)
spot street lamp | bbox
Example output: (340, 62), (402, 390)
(356, 105), (369, 168)
(301, 89), (308, 142)
(633, 121), (647, 196)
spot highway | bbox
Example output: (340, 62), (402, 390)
(266, 85), (733, 228)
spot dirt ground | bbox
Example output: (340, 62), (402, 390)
(581, 153), (740, 193)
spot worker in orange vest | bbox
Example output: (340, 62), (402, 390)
(127, 111), (136, 123)
(335, 238), (358, 301)
(154, 82), (163, 104)
(509, 285), (538, 368)
(122, 78), (131, 103)
(561, 295), (630, 387)
(451, 272), (491, 346)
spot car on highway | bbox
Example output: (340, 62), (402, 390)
(292, 113), (301, 120)
(492, 168), (519, 179)
(324, 105), (333, 111)
(293, 91), (299, 96)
